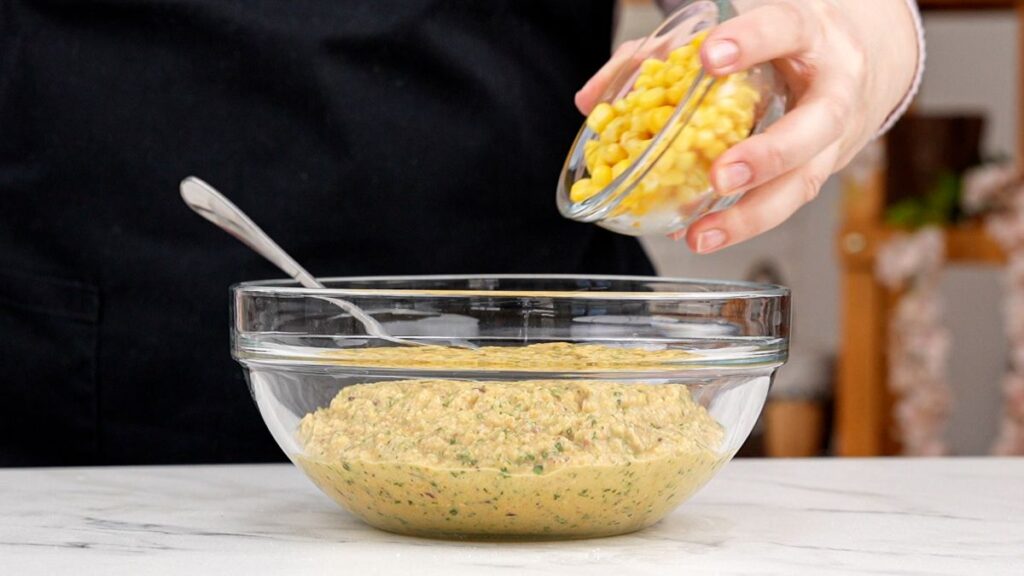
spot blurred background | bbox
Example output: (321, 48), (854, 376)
(618, 0), (1020, 457)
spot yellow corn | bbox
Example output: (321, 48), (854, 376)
(660, 171), (686, 186)
(665, 64), (686, 85)
(602, 143), (627, 165)
(586, 102), (615, 133)
(583, 139), (601, 169)
(592, 164), (613, 188)
(634, 74), (655, 90)
(599, 117), (627, 143)
(640, 58), (665, 75)
(702, 139), (727, 160)
(611, 159), (631, 179)
(620, 130), (642, 144)
(574, 32), (759, 218)
(691, 131), (716, 159)
(570, 179), (597, 203)
(713, 116), (736, 136)
(636, 86), (666, 109)
(665, 84), (685, 106)
(675, 151), (697, 170)
(646, 106), (675, 134)
(624, 138), (650, 159)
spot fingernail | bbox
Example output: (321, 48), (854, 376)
(704, 40), (739, 69)
(696, 229), (727, 253)
(716, 162), (752, 193)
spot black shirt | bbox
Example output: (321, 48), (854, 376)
(0, 0), (653, 466)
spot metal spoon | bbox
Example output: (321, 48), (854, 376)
(179, 176), (453, 348)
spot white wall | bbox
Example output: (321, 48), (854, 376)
(917, 13), (1016, 455)
(615, 4), (1018, 454)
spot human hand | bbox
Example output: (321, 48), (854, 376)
(575, 0), (919, 253)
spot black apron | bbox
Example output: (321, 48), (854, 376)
(0, 0), (653, 466)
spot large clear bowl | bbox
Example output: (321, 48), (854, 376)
(231, 275), (789, 540)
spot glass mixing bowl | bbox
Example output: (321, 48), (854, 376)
(557, 0), (787, 237)
(232, 275), (789, 540)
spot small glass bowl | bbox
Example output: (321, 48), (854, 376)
(556, 0), (787, 237)
(232, 275), (790, 540)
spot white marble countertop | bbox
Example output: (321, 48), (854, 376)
(2, 458), (1021, 575)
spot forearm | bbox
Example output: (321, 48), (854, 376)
(652, 0), (923, 132)
(838, 0), (922, 133)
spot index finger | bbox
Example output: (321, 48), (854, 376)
(700, 1), (821, 75)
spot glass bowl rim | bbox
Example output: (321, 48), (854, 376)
(231, 273), (789, 301)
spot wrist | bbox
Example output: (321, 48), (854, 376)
(877, 0), (925, 134)
(845, 0), (923, 134)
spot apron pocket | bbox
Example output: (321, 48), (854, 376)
(0, 267), (99, 466)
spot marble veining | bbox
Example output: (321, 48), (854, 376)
(1, 459), (1021, 575)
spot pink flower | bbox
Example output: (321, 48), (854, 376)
(986, 210), (1024, 249)
(876, 228), (945, 288)
(962, 163), (1019, 214)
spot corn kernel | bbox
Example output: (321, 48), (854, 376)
(570, 179), (597, 203)
(611, 159), (631, 179)
(686, 172), (710, 189)
(602, 143), (627, 165)
(694, 108), (719, 127)
(676, 126), (696, 149)
(665, 64), (686, 85)
(600, 117), (627, 143)
(702, 140), (727, 160)
(636, 86), (666, 109)
(695, 129), (716, 148)
(584, 145), (601, 173)
(716, 97), (739, 112)
(640, 58), (665, 75)
(646, 106), (676, 134)
(668, 45), (695, 63)
(640, 178), (660, 195)
(666, 84), (685, 106)
(629, 111), (646, 135)
(713, 116), (735, 136)
(624, 138), (650, 159)
(620, 130), (642, 143)
(660, 170), (686, 186)
(591, 164), (613, 188)
(675, 151), (697, 170)
(586, 102), (615, 133)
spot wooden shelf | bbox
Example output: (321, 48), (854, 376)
(839, 221), (1007, 273)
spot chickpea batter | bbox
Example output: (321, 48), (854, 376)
(296, 345), (725, 539)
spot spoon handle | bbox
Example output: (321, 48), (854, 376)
(180, 176), (322, 289)
(179, 176), (423, 347)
